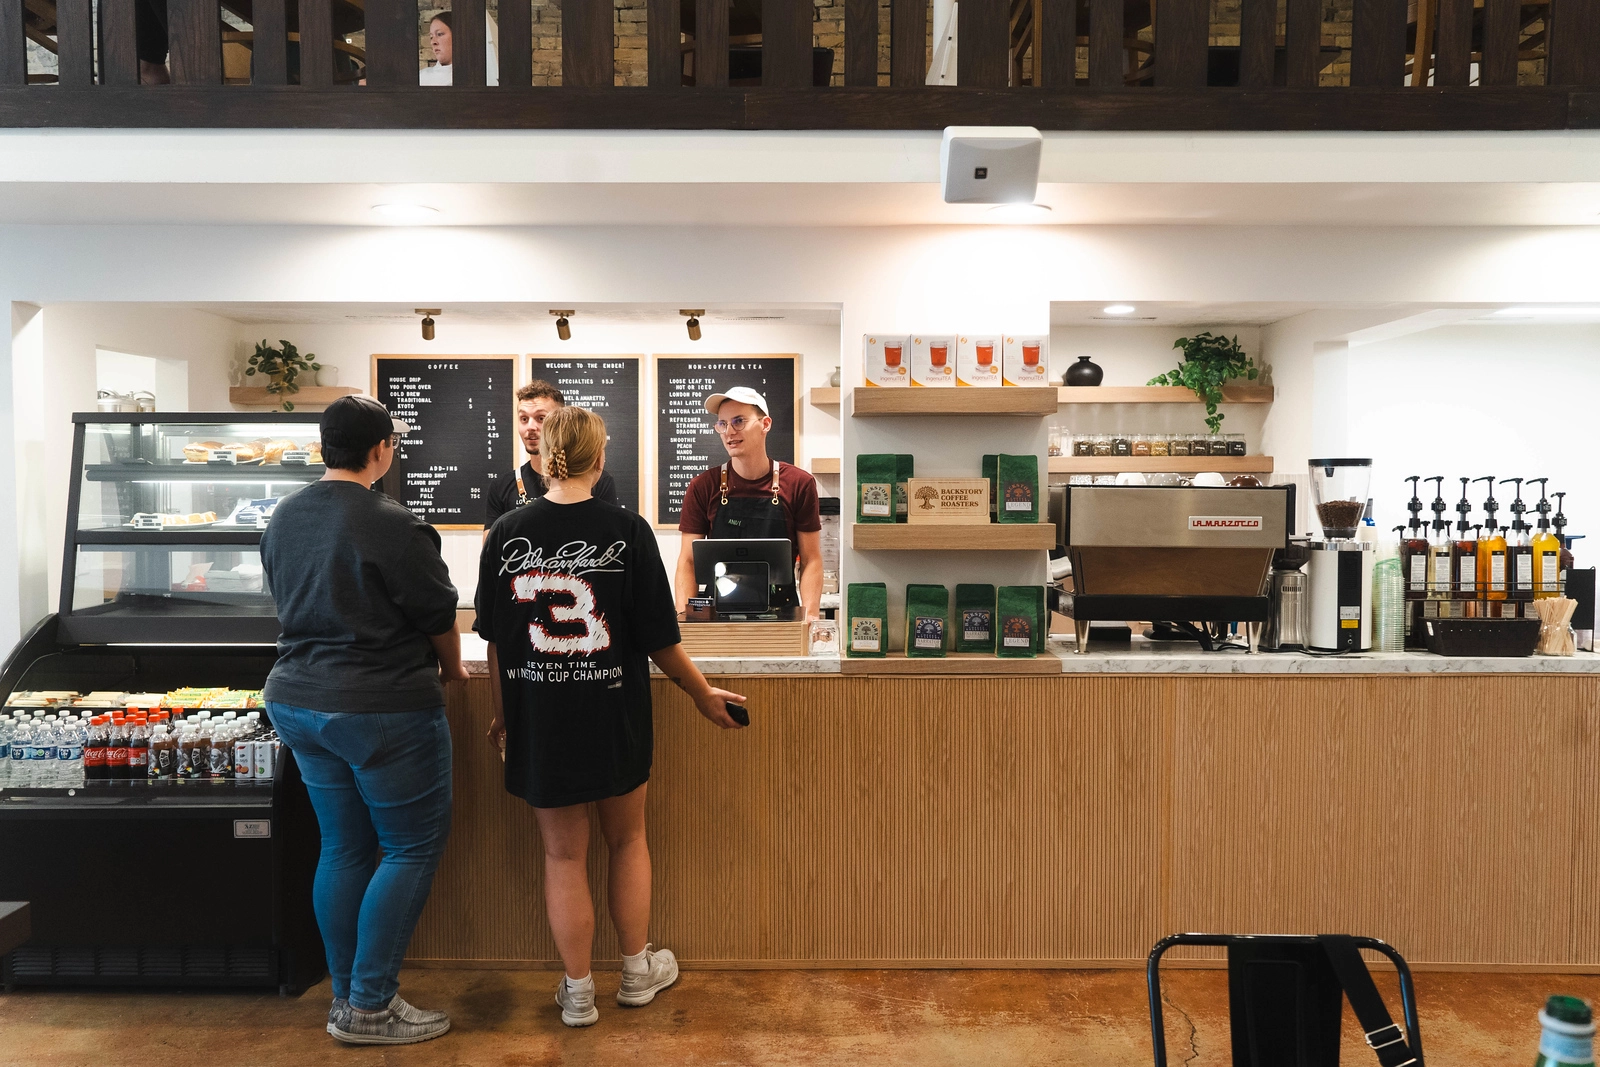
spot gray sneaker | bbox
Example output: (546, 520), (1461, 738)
(616, 945), (679, 1007)
(327, 997), (348, 1035)
(329, 1000), (451, 1045)
(555, 975), (600, 1027)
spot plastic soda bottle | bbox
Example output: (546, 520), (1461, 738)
(1537, 996), (1596, 1067)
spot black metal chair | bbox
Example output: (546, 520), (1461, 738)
(1148, 933), (1424, 1067)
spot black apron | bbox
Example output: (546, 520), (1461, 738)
(709, 462), (797, 607)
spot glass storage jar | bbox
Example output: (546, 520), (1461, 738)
(1091, 434), (1113, 457)
(1073, 434), (1093, 457)
(1130, 434), (1152, 457)
(1112, 434), (1132, 457)
(1226, 432), (1247, 456)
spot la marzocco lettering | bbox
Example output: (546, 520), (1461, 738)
(1187, 516), (1263, 530)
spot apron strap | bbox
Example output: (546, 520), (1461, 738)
(771, 461), (782, 504)
(718, 462), (782, 507)
(720, 464), (729, 506)
(515, 467), (528, 507)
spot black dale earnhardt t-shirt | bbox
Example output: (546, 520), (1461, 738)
(475, 497), (680, 808)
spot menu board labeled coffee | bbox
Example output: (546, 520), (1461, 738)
(373, 355), (514, 528)
(528, 357), (641, 513)
(655, 355), (795, 525)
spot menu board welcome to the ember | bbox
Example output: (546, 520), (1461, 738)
(654, 355), (795, 525)
(527, 356), (642, 513)
(372, 354), (515, 528)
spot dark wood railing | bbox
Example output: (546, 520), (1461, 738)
(2, 0), (1599, 129)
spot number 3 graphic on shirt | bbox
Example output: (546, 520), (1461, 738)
(510, 573), (613, 656)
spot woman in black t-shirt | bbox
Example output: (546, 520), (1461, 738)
(475, 405), (745, 1029)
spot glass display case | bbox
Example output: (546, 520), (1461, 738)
(62, 413), (325, 643)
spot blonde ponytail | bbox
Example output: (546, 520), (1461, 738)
(539, 406), (606, 484)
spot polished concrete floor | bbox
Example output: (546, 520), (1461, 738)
(0, 966), (1591, 1065)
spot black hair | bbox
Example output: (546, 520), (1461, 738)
(429, 10), (451, 30)
(323, 441), (378, 471)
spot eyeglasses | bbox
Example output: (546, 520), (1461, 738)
(713, 416), (759, 435)
(389, 433), (400, 447)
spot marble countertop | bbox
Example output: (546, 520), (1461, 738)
(461, 634), (841, 676)
(1048, 637), (1600, 674)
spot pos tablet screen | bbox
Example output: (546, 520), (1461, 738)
(711, 562), (771, 614)
(692, 538), (795, 602)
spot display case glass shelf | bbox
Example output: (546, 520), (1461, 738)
(62, 413), (325, 643)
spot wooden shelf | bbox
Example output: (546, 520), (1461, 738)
(809, 457), (841, 474)
(1050, 455), (1273, 474)
(1056, 385), (1274, 405)
(852, 522), (1056, 550)
(808, 387), (842, 406)
(230, 385), (360, 408)
(840, 652), (1062, 675)
(851, 388), (1058, 417)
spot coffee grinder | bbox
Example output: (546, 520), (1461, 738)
(1307, 458), (1374, 652)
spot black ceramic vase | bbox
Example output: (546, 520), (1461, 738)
(1064, 355), (1103, 387)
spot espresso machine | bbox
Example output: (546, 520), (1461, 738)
(1306, 458), (1374, 652)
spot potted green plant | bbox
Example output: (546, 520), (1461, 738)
(1146, 332), (1259, 432)
(246, 339), (321, 411)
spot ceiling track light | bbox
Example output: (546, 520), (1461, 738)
(416, 308), (441, 341)
(681, 309), (704, 342)
(551, 310), (574, 341)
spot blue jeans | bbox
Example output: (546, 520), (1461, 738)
(267, 703), (452, 1011)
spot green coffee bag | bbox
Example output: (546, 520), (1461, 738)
(997, 585), (1045, 658)
(856, 455), (896, 524)
(904, 584), (949, 658)
(846, 582), (889, 657)
(955, 584), (996, 653)
(895, 454), (915, 523)
(995, 454), (1040, 524)
(982, 454), (998, 521)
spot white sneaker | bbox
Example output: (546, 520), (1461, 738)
(556, 975), (599, 1027)
(616, 945), (679, 1007)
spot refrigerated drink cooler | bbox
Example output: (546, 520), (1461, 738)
(0, 413), (325, 993)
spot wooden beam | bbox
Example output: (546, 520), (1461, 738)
(762, 0), (811, 87)
(694, 0), (727, 86)
(1350, 0), (1406, 86)
(361, 0), (417, 88)
(843, 0), (874, 85)
(1153, 0), (1207, 86)
(1549, 0), (1600, 86)
(1037, 0), (1074, 87)
(55, 0), (93, 84)
(168, 0), (222, 84)
(251, 0), (288, 84)
(98, 0), (140, 84)
(1479, 0), (1519, 86)
(889, 0), (924, 86)
(1087, 0), (1122, 87)
(1409, 0), (1434, 87)
(957, 0), (1007, 87)
(2, 0), (29, 85)
(562, 0), (612, 87)
(453, 0), (486, 85)
(297, 0), (334, 85)
(1433, 0), (1472, 86)
(1237, 0), (1275, 88)
(646, 0), (679, 88)
(1284, 0), (1320, 87)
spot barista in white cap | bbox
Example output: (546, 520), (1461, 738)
(674, 386), (823, 620)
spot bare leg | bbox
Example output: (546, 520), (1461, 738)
(533, 803), (595, 979)
(139, 60), (170, 84)
(596, 782), (651, 956)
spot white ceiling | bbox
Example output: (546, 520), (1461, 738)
(1050, 301), (1600, 328)
(6, 181), (1600, 229)
(169, 301), (842, 327)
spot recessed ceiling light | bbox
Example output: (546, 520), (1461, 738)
(986, 203), (1054, 223)
(371, 203), (442, 223)
(1102, 304), (1137, 315)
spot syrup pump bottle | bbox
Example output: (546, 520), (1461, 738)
(1426, 476), (1452, 602)
(1452, 478), (1479, 607)
(1501, 477), (1534, 606)
(1474, 476), (1507, 603)
(1554, 492), (1575, 591)
(1399, 476), (1429, 601)
(1530, 478), (1562, 599)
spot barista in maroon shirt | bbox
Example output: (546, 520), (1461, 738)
(674, 387), (823, 620)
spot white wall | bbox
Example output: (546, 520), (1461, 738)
(1345, 323), (1600, 538)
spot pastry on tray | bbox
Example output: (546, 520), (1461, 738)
(183, 441), (222, 463)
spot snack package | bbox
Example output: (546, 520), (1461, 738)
(905, 584), (949, 658)
(956, 335), (1002, 387)
(863, 333), (911, 388)
(846, 583), (889, 658)
(856, 455), (898, 523)
(895, 454), (915, 523)
(984, 454), (1040, 524)
(1002, 335), (1051, 387)
(956, 584), (997, 653)
(997, 585), (1045, 658)
(910, 335), (957, 388)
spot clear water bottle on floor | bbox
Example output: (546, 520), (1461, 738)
(1536, 995), (1596, 1066)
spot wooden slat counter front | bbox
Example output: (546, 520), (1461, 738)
(410, 650), (1600, 972)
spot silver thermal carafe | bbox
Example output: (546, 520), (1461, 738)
(1263, 539), (1310, 651)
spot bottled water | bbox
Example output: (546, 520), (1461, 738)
(26, 718), (52, 787)
(0, 716), (11, 788)
(9, 719), (30, 787)
(55, 717), (84, 788)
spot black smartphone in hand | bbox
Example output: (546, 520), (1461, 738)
(725, 701), (750, 727)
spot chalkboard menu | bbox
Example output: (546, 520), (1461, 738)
(528, 356), (642, 513)
(373, 354), (515, 528)
(655, 355), (795, 525)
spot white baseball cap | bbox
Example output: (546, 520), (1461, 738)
(704, 386), (769, 416)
